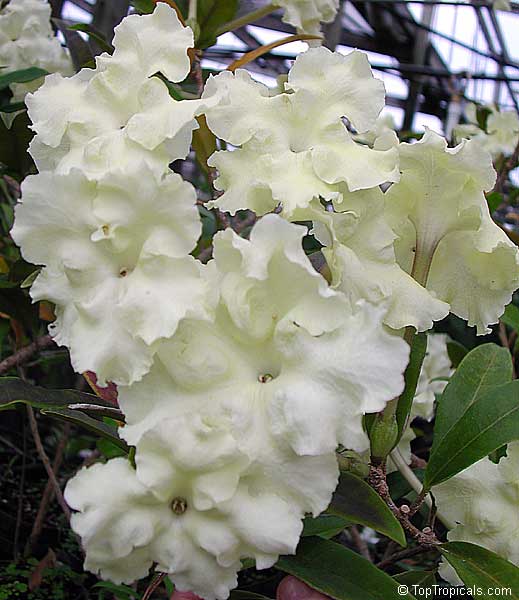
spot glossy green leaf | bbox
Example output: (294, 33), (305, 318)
(486, 191), (503, 214)
(393, 570), (436, 592)
(0, 67), (47, 91)
(0, 102), (25, 113)
(302, 514), (351, 539)
(446, 340), (468, 368)
(52, 18), (94, 70)
(387, 469), (425, 500)
(440, 542), (519, 599)
(395, 332), (428, 440)
(426, 379), (519, 488)
(68, 24), (114, 54)
(0, 377), (114, 414)
(196, 0), (239, 49)
(230, 592), (273, 600)
(41, 408), (129, 452)
(501, 304), (519, 333)
(431, 343), (513, 458)
(129, 0), (155, 13)
(277, 537), (415, 600)
(328, 471), (406, 547)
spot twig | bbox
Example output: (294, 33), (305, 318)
(376, 544), (431, 570)
(390, 448), (432, 513)
(25, 424), (71, 556)
(494, 139), (519, 194)
(0, 335), (54, 375)
(367, 462), (439, 547)
(13, 417), (26, 558)
(142, 572), (167, 600)
(350, 525), (372, 561)
(499, 322), (516, 378)
(26, 405), (70, 521)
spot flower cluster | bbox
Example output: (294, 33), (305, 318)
(11, 5), (412, 598)
(434, 443), (519, 584)
(455, 102), (519, 158)
(0, 0), (72, 123)
(9, 2), (519, 597)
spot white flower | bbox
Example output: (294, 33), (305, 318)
(312, 188), (450, 333)
(386, 129), (519, 334)
(203, 47), (399, 218)
(0, 0), (72, 123)
(65, 431), (336, 600)
(26, 3), (207, 180)
(455, 103), (519, 158)
(273, 0), (339, 36)
(434, 443), (519, 585)
(11, 165), (207, 385)
(118, 215), (409, 457)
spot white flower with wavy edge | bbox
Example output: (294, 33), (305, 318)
(273, 0), (339, 36)
(118, 215), (409, 457)
(66, 400), (339, 600)
(26, 3), (210, 180)
(0, 0), (72, 123)
(311, 188), (450, 333)
(203, 47), (399, 218)
(11, 165), (208, 385)
(454, 103), (519, 158)
(434, 443), (519, 585)
(385, 129), (519, 334)
(65, 455), (302, 600)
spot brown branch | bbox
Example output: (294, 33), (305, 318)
(25, 423), (71, 556)
(0, 335), (54, 375)
(376, 544), (431, 570)
(26, 405), (71, 522)
(494, 139), (519, 194)
(367, 463), (440, 549)
(350, 525), (372, 562)
(142, 572), (167, 600)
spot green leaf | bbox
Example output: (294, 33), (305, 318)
(68, 24), (114, 54)
(0, 377), (114, 414)
(302, 514), (351, 539)
(425, 379), (519, 488)
(52, 18), (94, 70)
(431, 343), (513, 458)
(276, 537), (415, 600)
(395, 331), (428, 440)
(501, 303), (519, 333)
(393, 570), (436, 589)
(387, 469), (425, 500)
(129, 0), (155, 13)
(0, 67), (47, 91)
(41, 408), (129, 452)
(0, 102), (25, 113)
(440, 542), (519, 599)
(328, 471), (406, 547)
(486, 191), (503, 214)
(93, 581), (138, 600)
(230, 593), (273, 600)
(196, 0), (239, 49)
(446, 340), (468, 368)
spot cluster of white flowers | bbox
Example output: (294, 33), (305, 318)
(205, 66), (519, 334)
(434, 443), (519, 585)
(0, 0), (72, 123)
(9, 2), (519, 597)
(273, 0), (340, 36)
(455, 102), (519, 159)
